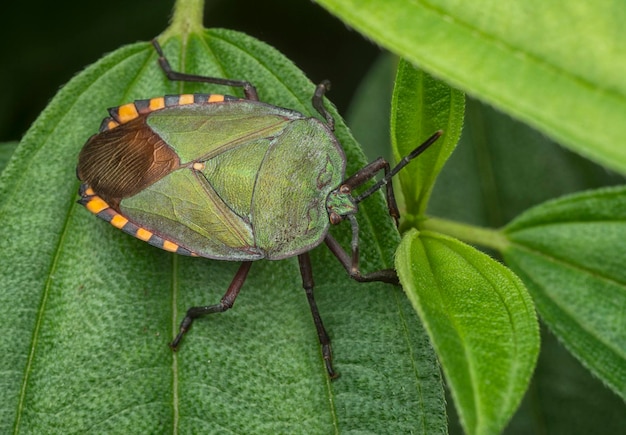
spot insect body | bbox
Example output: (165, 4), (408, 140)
(79, 96), (344, 261)
(77, 40), (441, 378)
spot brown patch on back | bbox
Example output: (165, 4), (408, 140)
(77, 116), (180, 207)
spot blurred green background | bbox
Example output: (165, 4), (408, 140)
(1, 0), (378, 143)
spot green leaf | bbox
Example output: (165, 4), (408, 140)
(503, 187), (626, 400)
(390, 59), (464, 219)
(315, 0), (626, 174)
(505, 328), (626, 434)
(0, 29), (446, 433)
(0, 141), (18, 174)
(396, 230), (539, 435)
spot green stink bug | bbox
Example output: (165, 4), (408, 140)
(77, 40), (442, 378)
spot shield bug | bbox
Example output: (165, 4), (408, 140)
(77, 39), (442, 378)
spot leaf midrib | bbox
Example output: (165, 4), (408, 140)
(13, 187), (80, 433)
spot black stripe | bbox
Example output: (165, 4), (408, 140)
(134, 99), (151, 114)
(107, 107), (121, 122)
(78, 183), (90, 197)
(95, 208), (114, 223)
(193, 93), (210, 104)
(147, 233), (165, 249)
(99, 117), (116, 132)
(176, 246), (194, 256)
(164, 95), (180, 107)
(120, 220), (141, 238)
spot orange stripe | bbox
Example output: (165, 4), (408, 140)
(179, 94), (195, 105)
(110, 214), (129, 229)
(117, 103), (139, 123)
(107, 120), (120, 130)
(149, 97), (165, 111)
(86, 197), (108, 214)
(162, 240), (179, 252)
(208, 94), (225, 103)
(135, 227), (153, 241)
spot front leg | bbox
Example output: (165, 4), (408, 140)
(324, 233), (399, 285)
(298, 253), (338, 379)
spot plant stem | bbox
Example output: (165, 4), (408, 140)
(163, 0), (205, 40)
(419, 217), (510, 252)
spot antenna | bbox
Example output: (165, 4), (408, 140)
(355, 130), (443, 204)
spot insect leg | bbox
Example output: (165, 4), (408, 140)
(298, 253), (338, 379)
(170, 261), (253, 350)
(324, 233), (399, 285)
(312, 80), (335, 130)
(152, 39), (259, 101)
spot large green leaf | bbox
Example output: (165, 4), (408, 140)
(0, 142), (18, 174)
(396, 230), (539, 435)
(315, 0), (626, 174)
(503, 187), (626, 400)
(0, 23), (447, 434)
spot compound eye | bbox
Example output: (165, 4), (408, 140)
(329, 212), (343, 225)
(339, 184), (351, 194)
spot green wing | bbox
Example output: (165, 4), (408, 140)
(120, 168), (262, 261)
(146, 101), (303, 163)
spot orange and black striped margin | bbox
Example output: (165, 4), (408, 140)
(78, 184), (197, 256)
(99, 93), (239, 132)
